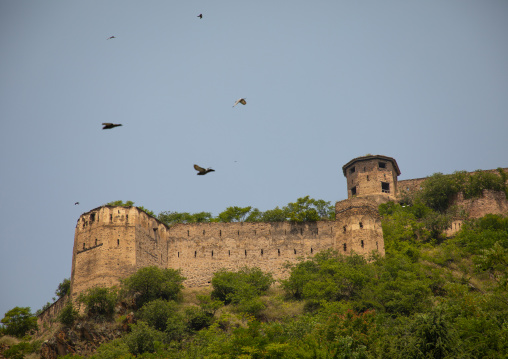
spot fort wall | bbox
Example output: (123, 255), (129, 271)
(166, 221), (338, 286)
(37, 156), (506, 327)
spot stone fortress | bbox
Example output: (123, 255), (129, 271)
(37, 155), (508, 325)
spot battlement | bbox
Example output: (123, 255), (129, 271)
(65, 156), (507, 305)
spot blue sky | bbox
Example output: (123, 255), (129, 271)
(1, 1), (507, 319)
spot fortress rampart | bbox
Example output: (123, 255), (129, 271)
(37, 155), (508, 328)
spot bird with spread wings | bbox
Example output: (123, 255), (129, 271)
(102, 123), (122, 130)
(194, 164), (215, 175)
(233, 98), (247, 107)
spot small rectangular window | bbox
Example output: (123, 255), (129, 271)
(382, 182), (390, 193)
(350, 166), (355, 174)
(378, 162), (386, 169)
(351, 186), (357, 195)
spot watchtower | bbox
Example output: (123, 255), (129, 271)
(342, 155), (401, 203)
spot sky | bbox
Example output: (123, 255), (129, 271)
(1, 1), (507, 319)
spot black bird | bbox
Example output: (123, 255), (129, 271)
(194, 164), (215, 175)
(102, 123), (122, 130)
(107, 36), (116, 40)
(197, 14), (203, 19)
(75, 202), (79, 205)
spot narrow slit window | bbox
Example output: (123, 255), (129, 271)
(83, 243), (85, 249)
(261, 249), (263, 256)
(343, 243), (347, 252)
(361, 240), (364, 248)
(228, 250), (231, 256)
(245, 250), (247, 256)
(311, 247), (313, 254)
(343, 226), (347, 233)
(194, 251), (197, 257)
(126, 215), (128, 221)
(187, 230), (190, 236)
(238, 230), (240, 236)
(211, 250), (214, 257)
(110, 214), (113, 221)
(294, 249), (297, 254)
(350, 166), (355, 174)
(90, 213), (95, 222)
(278, 249), (280, 256)
(117, 239), (120, 246)
(178, 252), (179, 258)
(367, 175), (369, 181)
(359, 222), (363, 229)
(351, 186), (357, 195)
(219, 230), (222, 237)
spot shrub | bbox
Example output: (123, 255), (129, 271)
(58, 301), (78, 326)
(124, 321), (164, 355)
(211, 267), (274, 305)
(122, 266), (185, 308)
(78, 287), (117, 318)
(137, 299), (178, 332)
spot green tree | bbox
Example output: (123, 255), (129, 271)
(157, 211), (212, 226)
(137, 299), (178, 332)
(122, 266), (185, 308)
(217, 206), (252, 222)
(285, 196), (335, 222)
(0, 307), (38, 337)
(56, 278), (71, 298)
(78, 287), (117, 318)
(124, 321), (164, 355)
(58, 301), (79, 326)
(211, 267), (273, 309)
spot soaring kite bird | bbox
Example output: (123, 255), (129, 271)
(107, 36), (116, 40)
(197, 13), (203, 18)
(102, 123), (122, 130)
(75, 202), (80, 205)
(233, 98), (247, 107)
(194, 164), (215, 175)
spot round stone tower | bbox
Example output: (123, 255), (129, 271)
(342, 155), (401, 204)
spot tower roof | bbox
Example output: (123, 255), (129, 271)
(342, 155), (401, 176)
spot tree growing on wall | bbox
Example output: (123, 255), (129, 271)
(55, 278), (70, 298)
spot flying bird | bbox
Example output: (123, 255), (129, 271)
(102, 123), (122, 130)
(197, 13), (202, 18)
(75, 202), (80, 205)
(107, 36), (116, 40)
(233, 98), (247, 107)
(194, 164), (215, 175)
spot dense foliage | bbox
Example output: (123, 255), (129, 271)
(157, 196), (336, 226)
(0, 307), (38, 338)
(409, 169), (507, 212)
(121, 266), (186, 308)
(78, 287), (118, 319)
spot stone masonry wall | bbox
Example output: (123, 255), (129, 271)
(71, 207), (139, 302)
(165, 221), (339, 287)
